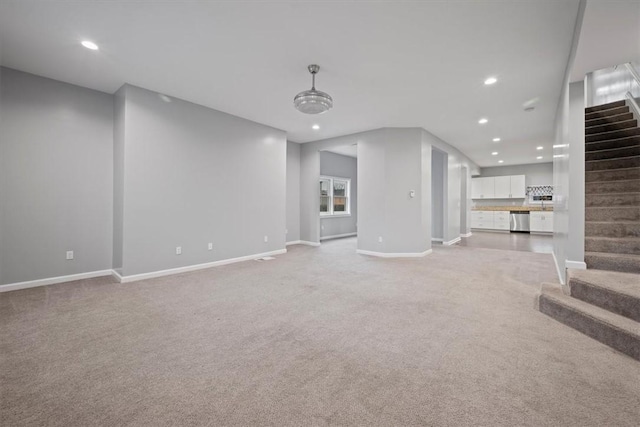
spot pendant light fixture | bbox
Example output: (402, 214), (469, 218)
(294, 64), (333, 114)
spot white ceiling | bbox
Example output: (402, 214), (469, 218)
(571, 0), (640, 83)
(0, 1), (581, 167)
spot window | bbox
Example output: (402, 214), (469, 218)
(320, 176), (351, 216)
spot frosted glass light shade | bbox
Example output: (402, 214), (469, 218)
(294, 89), (333, 114)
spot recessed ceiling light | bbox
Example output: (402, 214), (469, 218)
(81, 40), (99, 50)
(478, 118), (488, 124)
(491, 152), (498, 156)
(484, 77), (498, 85)
(537, 156), (543, 160)
(493, 137), (501, 142)
(536, 146), (543, 150)
(312, 124), (320, 130)
(498, 160), (504, 164)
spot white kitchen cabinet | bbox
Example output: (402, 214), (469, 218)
(471, 175), (525, 199)
(471, 210), (494, 229)
(471, 177), (495, 199)
(471, 178), (483, 199)
(510, 175), (526, 198)
(493, 210), (511, 230)
(530, 211), (553, 233)
(494, 176), (511, 199)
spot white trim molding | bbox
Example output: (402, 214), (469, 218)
(460, 232), (473, 238)
(298, 240), (321, 247)
(443, 237), (461, 246)
(431, 238), (444, 242)
(552, 250), (565, 285)
(113, 249), (287, 283)
(286, 240), (302, 246)
(0, 269), (113, 293)
(320, 232), (357, 241)
(356, 249), (432, 258)
(565, 260), (587, 270)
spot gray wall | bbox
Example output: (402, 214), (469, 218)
(358, 128), (428, 254)
(431, 149), (446, 240)
(554, 1), (587, 283)
(117, 84), (287, 277)
(320, 151), (357, 239)
(286, 141), (301, 243)
(0, 67), (114, 285)
(112, 86), (126, 274)
(480, 163), (554, 186)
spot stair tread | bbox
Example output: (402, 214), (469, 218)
(585, 236), (640, 241)
(540, 283), (639, 336)
(585, 100), (627, 114)
(568, 269), (640, 301)
(586, 155), (640, 163)
(585, 220), (640, 224)
(585, 145), (640, 154)
(586, 251), (640, 259)
(586, 112), (633, 124)
(586, 119), (637, 130)
(585, 135), (640, 146)
(586, 191), (640, 196)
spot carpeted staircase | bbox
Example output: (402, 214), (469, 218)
(584, 99), (640, 273)
(538, 100), (640, 361)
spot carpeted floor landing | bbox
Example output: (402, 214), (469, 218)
(1, 238), (639, 426)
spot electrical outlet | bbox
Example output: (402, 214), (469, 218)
(176, 246), (182, 255)
(66, 251), (74, 260)
(264, 235), (268, 243)
(321, 225), (324, 230)
(208, 243), (213, 250)
(285, 229), (288, 234)
(378, 236), (383, 243)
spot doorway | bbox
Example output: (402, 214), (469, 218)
(319, 145), (358, 243)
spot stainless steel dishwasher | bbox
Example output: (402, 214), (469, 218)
(510, 211), (530, 233)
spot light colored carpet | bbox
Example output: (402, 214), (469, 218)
(1, 238), (639, 426)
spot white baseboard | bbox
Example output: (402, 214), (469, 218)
(460, 232), (473, 238)
(296, 240), (321, 247)
(114, 248), (288, 283)
(0, 269), (113, 293)
(320, 232), (357, 241)
(356, 249), (432, 258)
(552, 250), (565, 285)
(431, 238), (444, 242)
(565, 260), (587, 270)
(443, 237), (461, 246)
(286, 240), (302, 246)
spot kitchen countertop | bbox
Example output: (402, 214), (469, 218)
(472, 206), (553, 212)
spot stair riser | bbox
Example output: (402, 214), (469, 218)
(585, 222), (640, 238)
(586, 208), (640, 221)
(569, 279), (640, 322)
(585, 168), (640, 182)
(586, 136), (640, 152)
(586, 180), (640, 194)
(585, 100), (627, 114)
(586, 120), (637, 136)
(585, 156), (640, 171)
(586, 112), (633, 127)
(585, 254), (640, 274)
(538, 295), (640, 360)
(585, 238), (640, 255)
(586, 128), (640, 143)
(585, 146), (640, 161)
(585, 105), (629, 120)
(585, 193), (640, 207)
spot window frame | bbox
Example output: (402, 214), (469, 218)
(319, 175), (351, 217)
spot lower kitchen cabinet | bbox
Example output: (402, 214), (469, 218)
(471, 210), (510, 231)
(530, 211), (554, 233)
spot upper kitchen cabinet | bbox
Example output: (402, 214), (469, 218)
(471, 175), (526, 199)
(471, 177), (495, 199)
